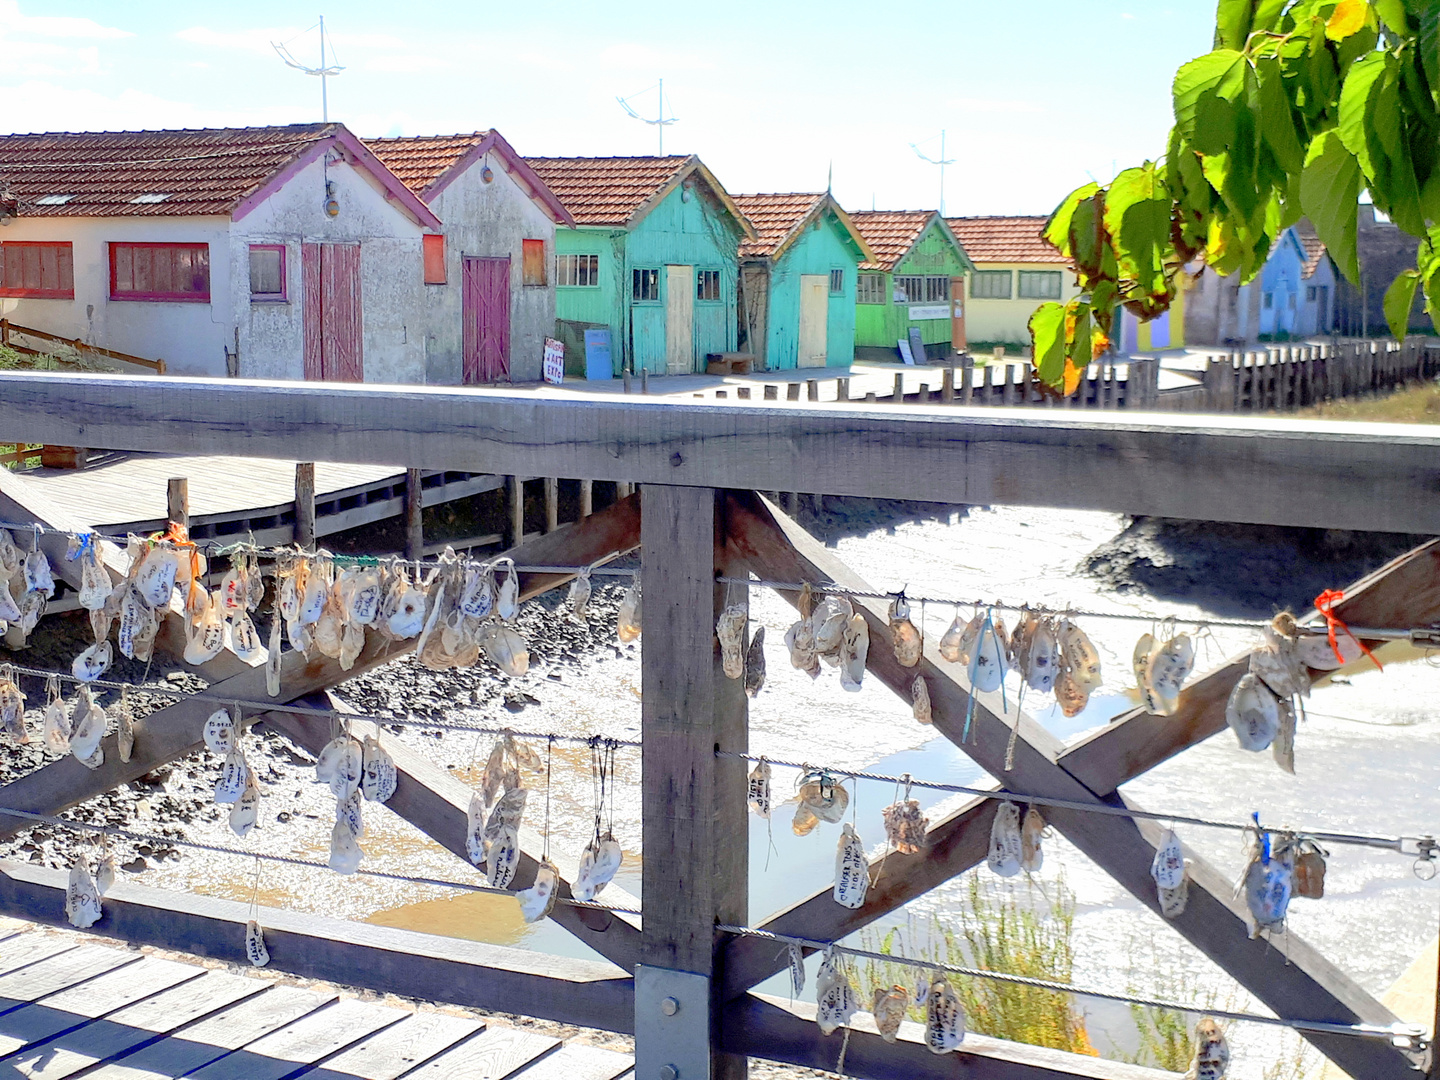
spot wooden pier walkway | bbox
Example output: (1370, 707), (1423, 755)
(0, 918), (632, 1080)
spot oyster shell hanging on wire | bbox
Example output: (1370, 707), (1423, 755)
(911, 674), (931, 724)
(987, 801), (1022, 877)
(265, 617), (283, 697)
(230, 777), (260, 837)
(1290, 837), (1327, 899)
(871, 985), (909, 1043)
(69, 687), (105, 764)
(1186, 1018), (1230, 1080)
(480, 623), (530, 677)
(486, 824), (520, 889)
(839, 613), (869, 692)
(95, 850), (115, 896)
(361, 736), (397, 802)
(72, 640), (113, 685)
(245, 919), (270, 967)
(495, 559), (519, 621)
(203, 708), (235, 755)
(215, 748), (249, 805)
(744, 626), (766, 697)
(888, 594), (922, 667)
(938, 608), (969, 663)
(969, 612), (1007, 693)
(1020, 806), (1045, 873)
(1272, 697), (1296, 774)
(833, 823), (869, 908)
(616, 578), (642, 642)
(882, 796), (928, 855)
(517, 859), (559, 923)
(24, 548), (56, 597)
(1133, 632), (1160, 712)
(1240, 828), (1292, 937)
(465, 791), (488, 867)
(814, 949), (857, 1036)
(716, 605), (748, 680)
(566, 566), (592, 622)
(1297, 627), (1363, 670)
(114, 695), (136, 763)
(1151, 829), (1185, 891)
(1225, 673), (1279, 752)
(328, 818), (362, 874)
(0, 667), (27, 744)
(1057, 619), (1102, 693)
(42, 681), (70, 755)
(1146, 630), (1194, 714)
(784, 583), (820, 678)
(73, 539), (111, 611)
(65, 856), (102, 929)
(925, 976), (965, 1053)
(747, 759), (772, 818)
(1249, 613), (1309, 700)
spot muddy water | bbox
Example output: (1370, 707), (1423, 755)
(137, 505), (1438, 1078)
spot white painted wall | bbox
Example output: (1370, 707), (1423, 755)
(1, 149), (429, 382)
(422, 149), (557, 384)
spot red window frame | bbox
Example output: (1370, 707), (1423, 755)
(109, 242), (210, 303)
(423, 234), (446, 285)
(248, 244), (287, 302)
(0, 241), (75, 299)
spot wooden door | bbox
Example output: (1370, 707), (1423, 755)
(797, 274), (828, 367)
(302, 242), (364, 382)
(463, 256), (510, 383)
(665, 264), (694, 374)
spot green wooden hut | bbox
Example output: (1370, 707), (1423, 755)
(732, 192), (874, 370)
(849, 211), (973, 361)
(525, 155), (754, 377)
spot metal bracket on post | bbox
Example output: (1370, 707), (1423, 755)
(635, 965), (712, 1080)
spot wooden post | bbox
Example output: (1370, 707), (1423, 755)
(623, 368), (632, 394)
(544, 477), (559, 534)
(641, 369), (650, 395)
(893, 372), (905, 403)
(404, 468), (424, 560)
(941, 365), (954, 404)
(960, 357), (974, 404)
(166, 477), (188, 531)
(508, 476), (524, 547)
(616, 481), (633, 500)
(579, 479), (593, 518)
(836, 377), (849, 402)
(1002, 364), (1018, 405)
(638, 485), (747, 1080)
(786, 383), (800, 401)
(806, 379), (818, 401)
(294, 463), (316, 549)
(982, 362), (995, 403)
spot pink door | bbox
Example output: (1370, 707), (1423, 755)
(302, 242), (364, 381)
(463, 255), (510, 383)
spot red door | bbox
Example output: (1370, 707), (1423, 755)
(463, 255), (510, 383)
(302, 242), (364, 381)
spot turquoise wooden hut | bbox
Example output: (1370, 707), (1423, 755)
(732, 192), (874, 370)
(525, 155), (755, 377)
(850, 211), (973, 361)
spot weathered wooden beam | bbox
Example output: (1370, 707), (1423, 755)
(638, 485), (748, 1080)
(166, 477), (189, 530)
(720, 792), (998, 1000)
(294, 463), (316, 548)
(723, 993), (1175, 1080)
(1059, 538), (1440, 795)
(0, 860), (636, 1033)
(726, 493), (1417, 1079)
(3, 372), (1440, 530)
(404, 467), (423, 560)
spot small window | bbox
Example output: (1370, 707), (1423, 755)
(924, 275), (951, 302)
(1017, 271), (1062, 300)
(857, 273), (887, 305)
(894, 275), (925, 303)
(1306, 285), (1317, 301)
(522, 239), (546, 286)
(423, 235), (446, 285)
(632, 267), (660, 302)
(1264, 292), (1274, 309)
(1287, 293), (1296, 309)
(557, 254), (600, 287)
(829, 268), (845, 295)
(109, 242), (209, 302)
(696, 268), (722, 301)
(0, 242), (74, 299)
(248, 244), (286, 301)
(970, 271), (1012, 299)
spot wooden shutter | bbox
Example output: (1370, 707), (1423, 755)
(423, 234), (446, 285)
(522, 239), (545, 286)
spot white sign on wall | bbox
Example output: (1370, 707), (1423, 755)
(543, 338), (565, 385)
(907, 304), (950, 321)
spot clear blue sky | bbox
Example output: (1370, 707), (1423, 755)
(0, 0), (1216, 217)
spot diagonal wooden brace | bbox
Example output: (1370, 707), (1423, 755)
(725, 492), (1419, 1079)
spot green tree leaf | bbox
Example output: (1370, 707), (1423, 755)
(1374, 0), (1411, 33)
(1215, 0), (1253, 48)
(1257, 56), (1306, 174)
(1029, 303), (1067, 392)
(1300, 130), (1363, 282)
(1174, 50), (1248, 155)
(1384, 269), (1420, 339)
(1417, 1), (1440, 98)
(1337, 52), (1387, 175)
(1042, 182), (1098, 258)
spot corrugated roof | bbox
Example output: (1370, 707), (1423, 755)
(0, 125), (339, 217)
(523, 155), (692, 226)
(364, 132), (490, 196)
(850, 210), (937, 271)
(732, 192), (824, 257)
(946, 215), (1064, 264)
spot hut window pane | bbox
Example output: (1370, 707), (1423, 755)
(249, 245), (286, 300)
(0, 242), (74, 299)
(632, 267), (660, 302)
(894, 275), (925, 303)
(1018, 271), (1062, 299)
(522, 239), (546, 286)
(696, 269), (722, 301)
(970, 271), (1012, 299)
(109, 242), (210, 302)
(857, 273), (886, 304)
(924, 276), (951, 302)
(829, 268), (845, 295)
(558, 254), (600, 287)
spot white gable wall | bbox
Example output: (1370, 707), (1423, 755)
(231, 150), (428, 382)
(0, 214), (231, 375)
(423, 149), (556, 383)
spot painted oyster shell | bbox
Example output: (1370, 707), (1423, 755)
(839, 613), (868, 692)
(833, 823), (868, 909)
(815, 950), (857, 1036)
(361, 736), (397, 802)
(65, 858), (102, 929)
(912, 674), (932, 724)
(716, 605), (748, 680)
(872, 985), (909, 1043)
(517, 859), (559, 923)
(203, 708), (235, 755)
(1225, 673), (1279, 752)
(987, 801), (1022, 877)
(245, 920), (270, 967)
(925, 976), (965, 1053)
(1020, 806), (1045, 873)
(747, 759), (772, 818)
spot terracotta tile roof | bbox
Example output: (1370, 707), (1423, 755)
(849, 210), (936, 271)
(1293, 220), (1329, 279)
(946, 215), (1065, 264)
(732, 192), (824, 257)
(0, 124), (339, 217)
(523, 155), (692, 226)
(363, 132), (490, 196)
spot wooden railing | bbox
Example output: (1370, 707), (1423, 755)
(0, 318), (166, 374)
(0, 444), (41, 471)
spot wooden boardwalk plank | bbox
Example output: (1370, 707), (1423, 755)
(0, 955), (200, 1059)
(85, 985), (336, 1080)
(396, 1028), (560, 1080)
(299, 1012), (484, 1080)
(0, 971), (264, 1080)
(0, 939), (74, 981)
(0, 947), (139, 1017)
(184, 999), (406, 1080)
(504, 1044), (633, 1080)
(0, 920), (33, 944)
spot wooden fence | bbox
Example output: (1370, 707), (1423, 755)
(0, 318), (166, 374)
(0, 372), (1438, 1080)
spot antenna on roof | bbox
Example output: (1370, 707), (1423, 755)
(617, 79), (678, 156)
(910, 130), (955, 216)
(272, 15), (345, 122)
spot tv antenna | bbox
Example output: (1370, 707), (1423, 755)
(617, 80), (678, 155)
(910, 130), (955, 216)
(273, 16), (344, 122)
